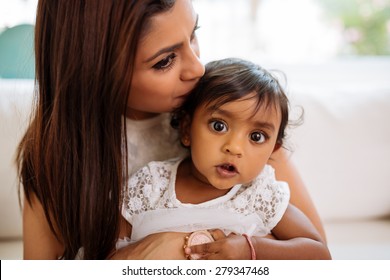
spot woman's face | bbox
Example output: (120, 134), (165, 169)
(127, 0), (205, 120)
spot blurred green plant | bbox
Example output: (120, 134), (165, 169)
(317, 0), (390, 55)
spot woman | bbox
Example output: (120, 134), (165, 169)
(18, 0), (325, 259)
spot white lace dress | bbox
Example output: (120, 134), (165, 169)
(121, 157), (290, 244)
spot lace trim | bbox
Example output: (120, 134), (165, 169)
(122, 158), (290, 239)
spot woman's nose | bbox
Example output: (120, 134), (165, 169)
(180, 43), (205, 81)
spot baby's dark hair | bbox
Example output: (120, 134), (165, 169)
(173, 58), (290, 148)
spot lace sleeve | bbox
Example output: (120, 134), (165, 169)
(252, 165), (290, 233)
(122, 165), (152, 224)
(121, 159), (177, 225)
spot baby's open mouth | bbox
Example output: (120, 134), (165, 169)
(216, 163), (239, 178)
(219, 164), (237, 173)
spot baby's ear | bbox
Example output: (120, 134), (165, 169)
(179, 114), (191, 147)
(272, 142), (282, 153)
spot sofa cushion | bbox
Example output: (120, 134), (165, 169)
(0, 79), (34, 238)
(289, 79), (390, 221)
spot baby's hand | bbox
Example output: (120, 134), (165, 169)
(185, 229), (252, 260)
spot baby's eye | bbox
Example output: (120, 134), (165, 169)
(209, 120), (227, 133)
(153, 53), (176, 70)
(250, 131), (266, 143)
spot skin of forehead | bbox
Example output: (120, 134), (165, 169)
(137, 0), (197, 61)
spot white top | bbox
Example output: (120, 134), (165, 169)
(121, 157), (290, 243)
(125, 113), (188, 176)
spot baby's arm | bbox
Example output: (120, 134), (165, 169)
(250, 203), (331, 259)
(186, 204), (331, 260)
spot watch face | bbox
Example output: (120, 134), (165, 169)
(187, 230), (214, 260)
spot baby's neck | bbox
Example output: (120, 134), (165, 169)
(175, 158), (231, 204)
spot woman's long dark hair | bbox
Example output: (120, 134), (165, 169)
(17, 0), (174, 260)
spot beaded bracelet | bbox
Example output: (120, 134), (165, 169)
(242, 233), (256, 260)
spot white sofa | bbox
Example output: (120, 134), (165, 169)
(1, 58), (390, 260)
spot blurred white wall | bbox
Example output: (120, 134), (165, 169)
(0, 0), (37, 30)
(194, 0), (342, 64)
(2, 0), (389, 65)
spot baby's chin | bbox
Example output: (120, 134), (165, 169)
(207, 179), (238, 191)
(211, 178), (256, 190)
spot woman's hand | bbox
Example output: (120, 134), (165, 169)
(109, 232), (189, 260)
(185, 230), (251, 260)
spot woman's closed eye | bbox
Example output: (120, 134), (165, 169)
(153, 53), (177, 71)
(190, 25), (200, 42)
(190, 15), (200, 42)
(209, 120), (228, 133)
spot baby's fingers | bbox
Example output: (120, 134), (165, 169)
(187, 241), (219, 257)
(208, 229), (227, 240)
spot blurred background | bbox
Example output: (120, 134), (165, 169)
(195, 0), (390, 63)
(1, 0), (390, 67)
(1, 0), (390, 260)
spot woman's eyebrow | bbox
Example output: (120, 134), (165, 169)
(144, 43), (183, 63)
(144, 14), (199, 63)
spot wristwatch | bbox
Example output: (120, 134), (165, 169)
(184, 230), (214, 260)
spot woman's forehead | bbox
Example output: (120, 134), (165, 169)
(137, 0), (197, 60)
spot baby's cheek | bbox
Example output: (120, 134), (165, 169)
(243, 167), (263, 183)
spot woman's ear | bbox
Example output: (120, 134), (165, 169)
(180, 114), (191, 147)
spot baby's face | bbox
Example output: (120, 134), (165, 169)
(187, 93), (282, 190)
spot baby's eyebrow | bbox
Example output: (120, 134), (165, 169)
(208, 107), (234, 119)
(251, 121), (276, 132)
